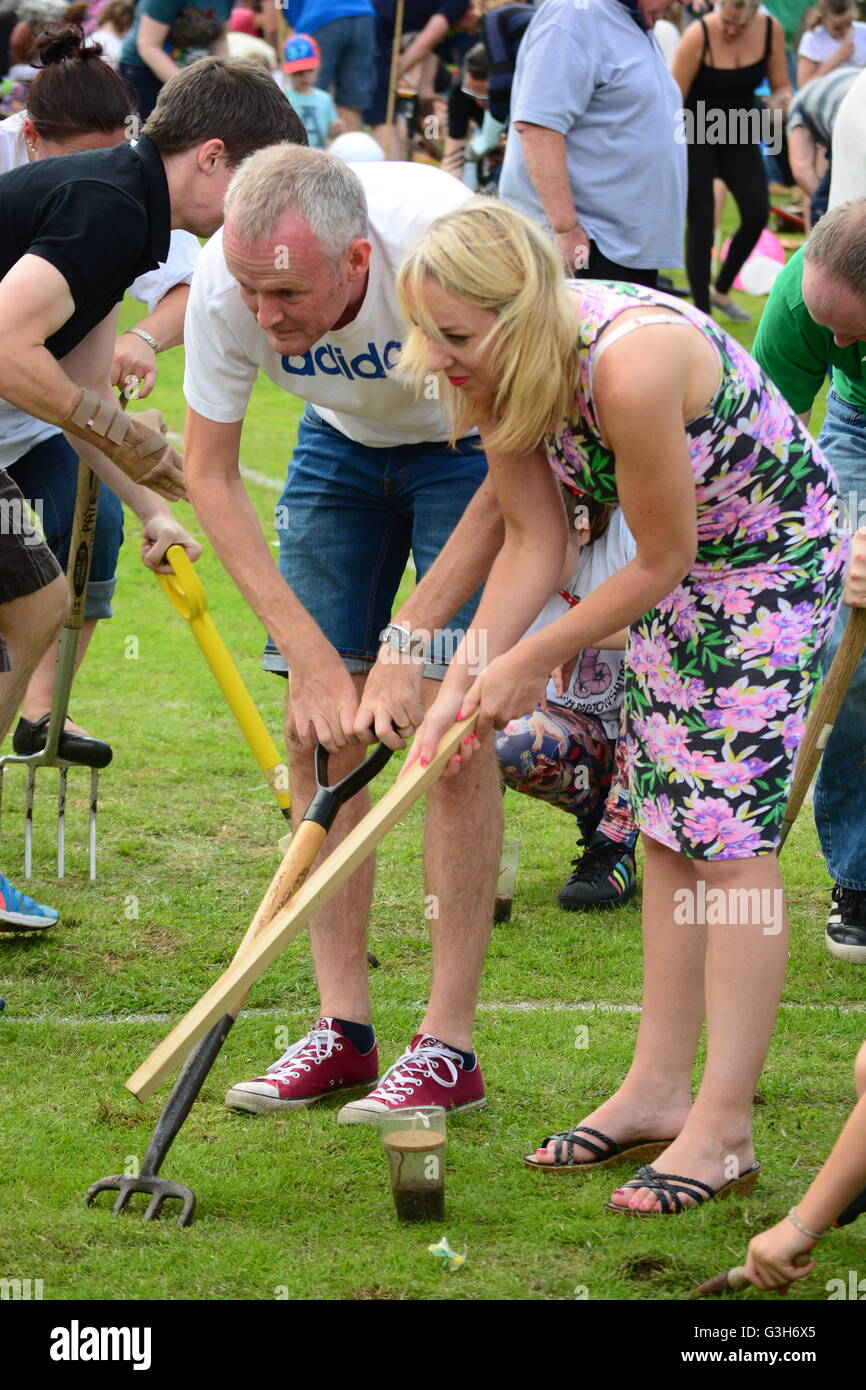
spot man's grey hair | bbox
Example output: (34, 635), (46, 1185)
(224, 144), (369, 268)
(805, 198), (866, 301)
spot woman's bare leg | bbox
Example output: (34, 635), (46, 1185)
(610, 849), (788, 1209)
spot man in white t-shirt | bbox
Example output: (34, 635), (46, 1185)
(829, 65), (866, 206)
(183, 144), (504, 1124)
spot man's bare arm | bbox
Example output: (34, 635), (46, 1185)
(0, 255), (184, 497)
(184, 407), (359, 748)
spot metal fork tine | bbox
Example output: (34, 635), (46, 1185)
(143, 1193), (166, 1222)
(24, 766), (35, 879)
(57, 766), (67, 879)
(89, 768), (98, 881)
(112, 1188), (133, 1215)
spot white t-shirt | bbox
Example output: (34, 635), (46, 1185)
(92, 26), (124, 64)
(0, 112), (201, 469)
(183, 161), (475, 447)
(798, 21), (866, 69)
(522, 508), (636, 739)
(829, 65), (866, 205)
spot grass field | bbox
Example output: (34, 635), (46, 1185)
(1, 214), (863, 1304)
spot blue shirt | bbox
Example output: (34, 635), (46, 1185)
(499, 0), (686, 270)
(285, 0), (374, 31)
(285, 85), (338, 149)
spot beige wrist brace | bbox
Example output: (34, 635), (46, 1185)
(58, 388), (171, 483)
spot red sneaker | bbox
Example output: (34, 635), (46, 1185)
(225, 1018), (379, 1114)
(337, 1033), (486, 1125)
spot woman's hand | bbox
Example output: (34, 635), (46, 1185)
(112, 331), (158, 401)
(743, 1217), (819, 1294)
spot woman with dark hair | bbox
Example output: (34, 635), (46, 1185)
(0, 25), (201, 863)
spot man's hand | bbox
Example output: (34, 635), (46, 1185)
(843, 526), (866, 607)
(112, 331), (158, 400)
(355, 648), (427, 750)
(139, 514), (202, 573)
(287, 640), (362, 752)
(554, 224), (591, 274)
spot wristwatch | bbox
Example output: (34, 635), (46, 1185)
(378, 622), (431, 659)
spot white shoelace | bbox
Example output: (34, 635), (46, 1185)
(374, 1041), (461, 1101)
(266, 1024), (342, 1080)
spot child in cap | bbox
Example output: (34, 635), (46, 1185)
(283, 33), (343, 150)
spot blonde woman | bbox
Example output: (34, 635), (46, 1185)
(397, 200), (846, 1213)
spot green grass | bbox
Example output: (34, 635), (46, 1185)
(0, 209), (862, 1302)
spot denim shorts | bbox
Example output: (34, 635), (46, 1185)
(6, 433), (124, 621)
(312, 15), (376, 111)
(263, 407), (488, 680)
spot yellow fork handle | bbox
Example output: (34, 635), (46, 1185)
(157, 544), (291, 814)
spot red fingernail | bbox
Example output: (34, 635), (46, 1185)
(456, 710), (465, 720)
(420, 756), (429, 767)
(463, 737), (472, 745)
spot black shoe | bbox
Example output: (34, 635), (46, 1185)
(12, 715), (113, 769)
(826, 886), (866, 964)
(558, 831), (636, 912)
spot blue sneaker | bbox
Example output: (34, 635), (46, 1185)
(0, 872), (59, 930)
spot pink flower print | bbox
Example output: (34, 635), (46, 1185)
(681, 794), (766, 857)
(735, 600), (816, 670)
(657, 586), (702, 641)
(704, 677), (790, 732)
(633, 712), (693, 772)
(649, 668), (707, 710)
(695, 575), (756, 619)
(753, 391), (796, 458)
(688, 429), (717, 482)
(743, 499), (783, 542)
(545, 439), (578, 490)
(779, 710), (805, 754)
(636, 795), (679, 850)
(699, 494), (754, 542)
(821, 534), (850, 581)
(628, 627), (673, 679)
(802, 482), (839, 539)
(705, 753), (773, 792)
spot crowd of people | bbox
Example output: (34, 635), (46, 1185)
(1, 0), (866, 1296)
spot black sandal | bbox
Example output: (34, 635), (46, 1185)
(605, 1161), (760, 1214)
(523, 1125), (673, 1173)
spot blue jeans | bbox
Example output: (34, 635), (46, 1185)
(5, 433), (124, 620)
(263, 407), (487, 679)
(813, 390), (866, 888)
(311, 15), (376, 111)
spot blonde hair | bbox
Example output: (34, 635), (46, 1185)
(396, 199), (579, 453)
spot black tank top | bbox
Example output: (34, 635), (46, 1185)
(687, 15), (773, 112)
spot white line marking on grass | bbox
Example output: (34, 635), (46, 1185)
(5, 999), (864, 1025)
(240, 465), (283, 491)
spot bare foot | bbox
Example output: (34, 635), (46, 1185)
(607, 1129), (756, 1211)
(528, 1088), (692, 1167)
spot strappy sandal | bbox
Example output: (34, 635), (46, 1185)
(605, 1161), (761, 1214)
(523, 1125), (675, 1174)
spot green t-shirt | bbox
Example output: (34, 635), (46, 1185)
(752, 245), (866, 416)
(761, 0), (812, 48)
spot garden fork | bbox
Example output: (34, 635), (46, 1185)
(0, 459), (109, 879)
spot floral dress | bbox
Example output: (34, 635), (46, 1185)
(545, 281), (848, 859)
